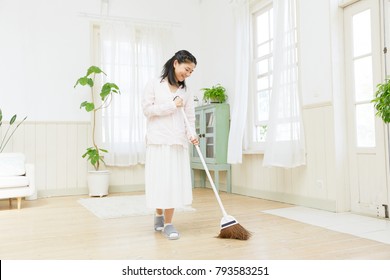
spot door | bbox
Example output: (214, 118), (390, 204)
(345, 0), (389, 217)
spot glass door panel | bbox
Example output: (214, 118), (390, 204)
(195, 113), (201, 135)
(352, 9), (371, 57)
(355, 103), (375, 148)
(206, 137), (214, 159)
(192, 112), (201, 159)
(351, 8), (375, 149)
(204, 110), (215, 160)
(353, 56), (373, 102)
(205, 112), (214, 134)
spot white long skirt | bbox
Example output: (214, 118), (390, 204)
(145, 144), (193, 209)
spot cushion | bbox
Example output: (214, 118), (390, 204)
(0, 153), (26, 177)
(0, 175), (29, 188)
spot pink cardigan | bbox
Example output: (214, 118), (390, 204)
(142, 78), (196, 148)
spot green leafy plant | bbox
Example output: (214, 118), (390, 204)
(201, 84), (228, 103)
(74, 66), (121, 170)
(0, 109), (27, 153)
(372, 78), (390, 123)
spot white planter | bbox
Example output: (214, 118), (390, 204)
(87, 170), (110, 197)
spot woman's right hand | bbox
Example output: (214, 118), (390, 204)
(190, 136), (199, 146)
(174, 96), (183, 107)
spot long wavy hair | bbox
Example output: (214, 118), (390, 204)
(160, 50), (197, 89)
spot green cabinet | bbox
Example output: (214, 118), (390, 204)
(190, 103), (231, 192)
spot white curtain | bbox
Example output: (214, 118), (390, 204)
(99, 22), (173, 166)
(263, 0), (306, 168)
(227, 0), (250, 164)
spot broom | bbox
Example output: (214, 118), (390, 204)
(181, 108), (251, 240)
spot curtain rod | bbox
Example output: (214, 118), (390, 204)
(78, 12), (181, 28)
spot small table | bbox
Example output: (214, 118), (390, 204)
(190, 162), (231, 193)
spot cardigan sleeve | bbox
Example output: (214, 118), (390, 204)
(142, 79), (176, 117)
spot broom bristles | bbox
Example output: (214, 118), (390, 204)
(217, 223), (252, 240)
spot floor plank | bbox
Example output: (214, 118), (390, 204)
(1, 188), (390, 260)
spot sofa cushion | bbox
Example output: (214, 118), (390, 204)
(0, 153), (26, 177)
(0, 175), (29, 188)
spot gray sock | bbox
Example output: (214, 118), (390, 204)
(154, 215), (164, 231)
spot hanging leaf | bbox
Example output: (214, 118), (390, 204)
(10, 114), (17, 125)
(74, 76), (94, 88)
(86, 66), (106, 77)
(372, 78), (390, 123)
(0, 109), (27, 153)
(100, 82), (120, 100)
(80, 101), (95, 112)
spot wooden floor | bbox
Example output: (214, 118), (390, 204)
(1, 188), (390, 260)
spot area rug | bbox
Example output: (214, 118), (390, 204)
(78, 195), (195, 219)
(263, 206), (390, 245)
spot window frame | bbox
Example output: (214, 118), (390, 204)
(245, 0), (300, 153)
(246, 0), (273, 153)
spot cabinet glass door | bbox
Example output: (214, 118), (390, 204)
(192, 112), (201, 159)
(205, 110), (215, 160)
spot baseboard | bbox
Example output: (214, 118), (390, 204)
(37, 184), (145, 198)
(109, 184), (145, 193)
(192, 179), (229, 193)
(232, 186), (337, 212)
(38, 188), (89, 198)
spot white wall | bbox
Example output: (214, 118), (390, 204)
(0, 0), (94, 121)
(198, 0), (236, 101)
(299, 0), (334, 106)
(0, 0), (202, 121)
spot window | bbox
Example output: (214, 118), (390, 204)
(94, 23), (173, 165)
(248, 0), (299, 153)
(250, 3), (273, 149)
(248, 1), (273, 150)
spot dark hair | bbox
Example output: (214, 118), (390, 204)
(160, 50), (197, 89)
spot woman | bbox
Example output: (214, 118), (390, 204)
(142, 50), (199, 240)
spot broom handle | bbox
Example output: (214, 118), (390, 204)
(181, 108), (228, 217)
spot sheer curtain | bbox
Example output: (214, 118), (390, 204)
(227, 0), (250, 164)
(263, 0), (306, 168)
(99, 22), (173, 166)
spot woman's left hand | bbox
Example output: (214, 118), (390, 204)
(190, 136), (199, 146)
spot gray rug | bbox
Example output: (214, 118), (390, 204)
(263, 206), (390, 245)
(78, 195), (195, 219)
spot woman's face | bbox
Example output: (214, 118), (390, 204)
(174, 60), (196, 82)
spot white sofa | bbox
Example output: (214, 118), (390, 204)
(0, 153), (36, 210)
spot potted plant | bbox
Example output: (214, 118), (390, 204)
(0, 109), (27, 153)
(372, 78), (390, 123)
(201, 84), (228, 103)
(74, 66), (121, 197)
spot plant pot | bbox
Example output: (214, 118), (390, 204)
(87, 170), (110, 197)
